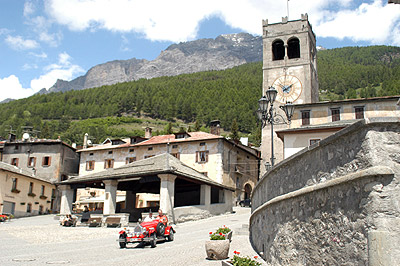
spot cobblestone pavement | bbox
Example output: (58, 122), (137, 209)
(0, 207), (266, 266)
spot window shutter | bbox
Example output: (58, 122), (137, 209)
(196, 151), (199, 162)
(206, 151), (209, 162)
(48, 157), (51, 166)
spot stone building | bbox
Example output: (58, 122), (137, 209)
(259, 14), (400, 172)
(0, 162), (56, 217)
(78, 130), (260, 204)
(277, 96), (400, 158)
(60, 153), (235, 223)
(1, 138), (79, 211)
(260, 14), (319, 171)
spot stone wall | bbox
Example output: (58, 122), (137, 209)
(250, 117), (400, 265)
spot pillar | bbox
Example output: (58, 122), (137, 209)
(103, 180), (118, 215)
(158, 174), (176, 222)
(200, 184), (211, 209)
(59, 185), (74, 215)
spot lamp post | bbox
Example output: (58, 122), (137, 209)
(257, 86), (295, 167)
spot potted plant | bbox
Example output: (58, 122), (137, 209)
(205, 226), (232, 260)
(222, 251), (261, 266)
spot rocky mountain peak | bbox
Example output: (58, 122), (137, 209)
(46, 33), (262, 93)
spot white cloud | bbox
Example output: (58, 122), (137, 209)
(314, 0), (400, 44)
(45, 0), (400, 45)
(0, 53), (85, 102)
(30, 52), (84, 91)
(29, 51), (48, 59)
(0, 75), (37, 101)
(24, 1), (36, 17)
(5, 35), (39, 50)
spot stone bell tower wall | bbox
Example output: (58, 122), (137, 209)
(250, 117), (400, 265)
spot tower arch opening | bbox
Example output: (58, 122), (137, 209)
(272, 39), (285, 61)
(287, 37), (300, 59)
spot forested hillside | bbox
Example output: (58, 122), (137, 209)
(0, 45), (399, 145)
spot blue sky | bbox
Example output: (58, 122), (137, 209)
(0, 0), (399, 102)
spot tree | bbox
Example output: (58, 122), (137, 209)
(230, 119), (240, 142)
(194, 120), (201, 131)
(164, 122), (173, 134)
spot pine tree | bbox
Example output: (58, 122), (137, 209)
(230, 119), (240, 142)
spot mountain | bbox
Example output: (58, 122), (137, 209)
(47, 33), (262, 93)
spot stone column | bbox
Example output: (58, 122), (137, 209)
(224, 190), (234, 213)
(158, 174), (176, 222)
(103, 180), (118, 215)
(59, 185), (74, 214)
(200, 184), (211, 209)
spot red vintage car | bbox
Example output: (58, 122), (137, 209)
(118, 219), (175, 248)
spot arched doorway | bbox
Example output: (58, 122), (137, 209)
(244, 184), (252, 199)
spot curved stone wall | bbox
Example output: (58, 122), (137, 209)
(250, 118), (400, 265)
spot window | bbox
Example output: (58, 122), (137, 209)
(172, 145), (178, 149)
(27, 203), (32, 213)
(86, 161), (95, 171)
(301, 110), (310, 126)
(51, 189), (56, 199)
(42, 156), (51, 167)
(129, 148), (134, 153)
(126, 157), (136, 164)
(28, 157), (36, 167)
(272, 39), (285, 60)
(29, 182), (34, 194)
(331, 108), (340, 122)
(104, 159), (114, 169)
(12, 178), (18, 191)
(309, 139), (321, 146)
(287, 38), (300, 59)
(108, 151), (113, 154)
(89, 153), (94, 156)
(196, 151), (209, 163)
(176, 133), (185, 139)
(148, 147), (153, 151)
(144, 155), (154, 159)
(355, 106), (365, 119)
(199, 142), (206, 146)
(41, 185), (45, 196)
(171, 153), (180, 159)
(11, 158), (19, 166)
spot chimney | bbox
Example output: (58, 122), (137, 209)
(210, 120), (221, 136)
(145, 127), (152, 139)
(83, 133), (88, 149)
(8, 133), (16, 142)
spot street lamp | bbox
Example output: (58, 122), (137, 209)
(257, 86), (295, 167)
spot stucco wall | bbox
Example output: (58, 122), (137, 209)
(250, 118), (400, 265)
(0, 169), (55, 217)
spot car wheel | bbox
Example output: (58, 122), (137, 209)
(150, 233), (157, 248)
(119, 235), (127, 249)
(240, 203), (244, 207)
(167, 230), (174, 241)
(156, 222), (165, 236)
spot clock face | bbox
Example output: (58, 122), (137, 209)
(272, 75), (303, 104)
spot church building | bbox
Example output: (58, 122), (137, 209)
(260, 14), (400, 172)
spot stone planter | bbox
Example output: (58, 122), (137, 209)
(205, 239), (230, 260)
(226, 230), (233, 242)
(221, 260), (233, 266)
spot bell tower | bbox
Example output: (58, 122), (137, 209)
(262, 13), (319, 104)
(260, 14), (319, 173)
